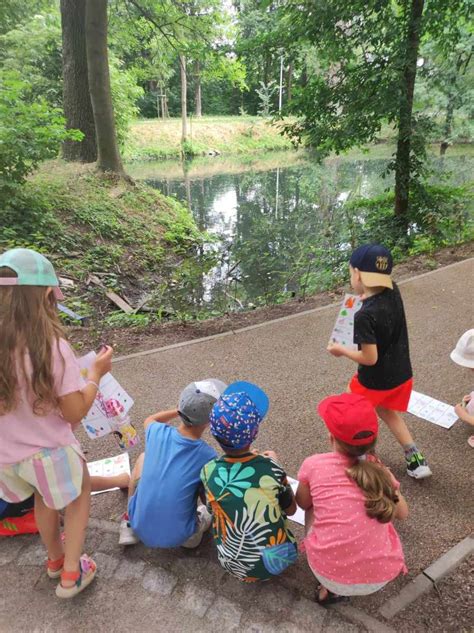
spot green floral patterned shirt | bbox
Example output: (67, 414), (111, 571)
(201, 452), (297, 582)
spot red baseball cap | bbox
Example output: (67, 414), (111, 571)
(317, 393), (378, 446)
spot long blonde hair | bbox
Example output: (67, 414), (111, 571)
(0, 267), (65, 415)
(335, 437), (399, 523)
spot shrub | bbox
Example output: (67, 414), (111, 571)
(0, 70), (81, 202)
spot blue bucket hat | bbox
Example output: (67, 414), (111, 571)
(210, 381), (269, 449)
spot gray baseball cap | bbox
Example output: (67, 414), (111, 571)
(178, 379), (228, 426)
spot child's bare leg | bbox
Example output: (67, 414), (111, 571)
(376, 406), (413, 447)
(34, 492), (62, 561)
(62, 463), (91, 587)
(90, 473), (130, 493)
(128, 452), (145, 498)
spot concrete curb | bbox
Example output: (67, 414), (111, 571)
(333, 604), (397, 633)
(113, 257), (473, 364)
(379, 535), (474, 619)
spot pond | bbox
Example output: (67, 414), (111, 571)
(127, 146), (473, 317)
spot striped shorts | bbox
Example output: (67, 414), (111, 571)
(0, 445), (85, 510)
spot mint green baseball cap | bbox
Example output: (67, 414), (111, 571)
(0, 248), (64, 300)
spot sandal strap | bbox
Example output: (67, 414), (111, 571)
(47, 555), (65, 571)
(60, 555), (96, 586)
(60, 569), (81, 583)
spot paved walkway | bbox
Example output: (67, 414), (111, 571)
(1, 259), (472, 631)
(1, 522), (389, 633)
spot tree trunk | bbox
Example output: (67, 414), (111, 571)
(394, 0), (424, 219)
(163, 89), (169, 118)
(85, 0), (125, 175)
(60, 0), (97, 162)
(195, 61), (202, 117)
(440, 92), (455, 156)
(180, 54), (188, 144)
(439, 54), (466, 156)
(287, 61), (293, 103)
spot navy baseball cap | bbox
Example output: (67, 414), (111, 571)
(210, 381), (270, 449)
(349, 243), (393, 289)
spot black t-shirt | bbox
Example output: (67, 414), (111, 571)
(353, 283), (412, 390)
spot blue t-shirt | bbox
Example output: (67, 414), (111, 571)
(128, 423), (216, 547)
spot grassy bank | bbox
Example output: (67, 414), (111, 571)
(124, 115), (474, 163)
(124, 116), (293, 160)
(0, 161), (214, 332)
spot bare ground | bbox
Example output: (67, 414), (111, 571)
(395, 556), (473, 632)
(68, 242), (474, 355)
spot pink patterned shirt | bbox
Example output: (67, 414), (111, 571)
(0, 339), (83, 467)
(298, 452), (407, 585)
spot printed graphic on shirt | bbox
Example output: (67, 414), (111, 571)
(201, 454), (297, 581)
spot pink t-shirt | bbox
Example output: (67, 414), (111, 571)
(0, 339), (84, 467)
(298, 452), (407, 585)
(466, 391), (474, 416)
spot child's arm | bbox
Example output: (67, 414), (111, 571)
(143, 408), (179, 431)
(58, 347), (113, 425)
(454, 403), (474, 426)
(295, 481), (312, 511)
(393, 490), (409, 520)
(279, 480), (297, 516)
(327, 342), (378, 366)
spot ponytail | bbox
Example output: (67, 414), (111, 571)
(335, 438), (399, 523)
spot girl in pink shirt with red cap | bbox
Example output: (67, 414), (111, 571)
(296, 393), (408, 605)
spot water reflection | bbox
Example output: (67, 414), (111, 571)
(140, 151), (472, 314)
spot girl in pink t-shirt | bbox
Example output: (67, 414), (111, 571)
(296, 393), (408, 605)
(0, 248), (113, 598)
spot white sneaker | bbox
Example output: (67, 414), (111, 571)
(181, 505), (212, 549)
(119, 518), (139, 545)
(407, 464), (432, 479)
(405, 450), (432, 479)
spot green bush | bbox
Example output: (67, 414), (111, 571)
(0, 71), (81, 202)
(343, 183), (473, 255)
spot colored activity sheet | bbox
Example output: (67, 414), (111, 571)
(329, 293), (363, 350)
(87, 453), (130, 495)
(78, 351), (134, 440)
(287, 476), (305, 526)
(407, 391), (459, 429)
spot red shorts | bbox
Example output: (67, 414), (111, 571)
(349, 375), (413, 412)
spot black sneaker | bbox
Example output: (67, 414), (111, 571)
(406, 451), (432, 479)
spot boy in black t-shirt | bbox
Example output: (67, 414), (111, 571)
(327, 244), (431, 479)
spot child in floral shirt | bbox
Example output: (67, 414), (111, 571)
(201, 381), (297, 582)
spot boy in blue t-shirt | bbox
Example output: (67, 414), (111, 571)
(119, 379), (226, 548)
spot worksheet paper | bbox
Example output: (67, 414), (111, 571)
(78, 351), (134, 440)
(407, 391), (459, 429)
(329, 294), (363, 350)
(287, 476), (305, 526)
(87, 453), (131, 495)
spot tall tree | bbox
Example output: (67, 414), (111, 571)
(195, 60), (202, 117)
(60, 0), (97, 162)
(180, 54), (188, 143)
(279, 0), (471, 222)
(85, 0), (125, 174)
(394, 0), (424, 217)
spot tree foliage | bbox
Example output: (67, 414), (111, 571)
(0, 71), (81, 198)
(278, 0), (472, 218)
